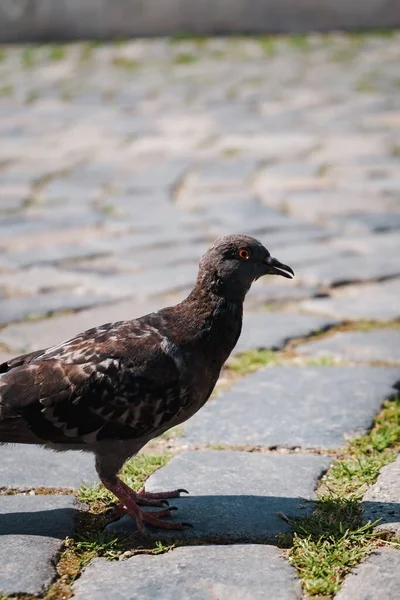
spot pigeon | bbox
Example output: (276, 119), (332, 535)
(0, 235), (294, 533)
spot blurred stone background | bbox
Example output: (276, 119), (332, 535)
(1, 0), (400, 42)
(1, 32), (399, 362)
(0, 5), (400, 599)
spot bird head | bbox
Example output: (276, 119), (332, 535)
(197, 234), (294, 301)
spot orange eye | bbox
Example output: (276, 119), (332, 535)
(238, 248), (250, 260)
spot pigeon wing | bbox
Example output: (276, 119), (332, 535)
(0, 321), (183, 445)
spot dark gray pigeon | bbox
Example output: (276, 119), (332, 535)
(0, 235), (294, 533)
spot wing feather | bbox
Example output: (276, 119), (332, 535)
(0, 319), (185, 445)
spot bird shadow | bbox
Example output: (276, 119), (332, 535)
(0, 506), (82, 539)
(0, 496), (398, 545)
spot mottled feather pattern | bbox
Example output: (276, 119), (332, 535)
(0, 318), (186, 444)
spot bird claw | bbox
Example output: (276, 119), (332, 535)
(136, 496), (170, 508)
(114, 504), (178, 521)
(144, 506), (177, 519)
(100, 477), (191, 534)
(138, 509), (191, 532)
(115, 496), (169, 510)
(137, 487), (189, 500)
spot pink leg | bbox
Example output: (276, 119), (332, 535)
(102, 477), (189, 534)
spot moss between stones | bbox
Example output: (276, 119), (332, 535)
(225, 319), (400, 377)
(284, 394), (400, 597)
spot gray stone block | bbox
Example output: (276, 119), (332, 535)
(126, 264), (196, 298)
(40, 179), (102, 203)
(0, 494), (81, 596)
(236, 312), (337, 353)
(0, 214), (102, 241)
(334, 212), (400, 233)
(363, 456), (400, 538)
(184, 367), (399, 449)
(0, 297), (162, 353)
(280, 190), (394, 221)
(177, 190), (257, 209)
(204, 199), (309, 234)
(106, 450), (330, 541)
(0, 444), (98, 489)
(298, 253), (400, 287)
(0, 218), (66, 240)
(336, 549), (400, 600)
(125, 160), (190, 191)
(0, 292), (113, 326)
(300, 279), (400, 321)
(296, 330), (400, 364)
(273, 241), (352, 268)
(247, 281), (318, 308)
(0, 266), (92, 295)
(256, 226), (331, 248)
(3, 244), (108, 268)
(72, 545), (302, 600)
(130, 242), (205, 271)
(330, 231), (400, 256)
(213, 133), (315, 161)
(188, 159), (258, 189)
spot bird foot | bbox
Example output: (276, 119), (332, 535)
(112, 496), (170, 516)
(102, 477), (190, 534)
(135, 507), (189, 533)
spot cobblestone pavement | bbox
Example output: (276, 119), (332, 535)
(0, 34), (400, 599)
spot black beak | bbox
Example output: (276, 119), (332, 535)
(263, 256), (294, 279)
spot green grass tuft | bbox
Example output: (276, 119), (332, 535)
(289, 511), (378, 597)
(304, 356), (339, 366)
(222, 147), (240, 157)
(80, 42), (95, 62)
(161, 426), (184, 440)
(112, 57), (140, 70)
(288, 33), (309, 49)
(355, 320), (400, 331)
(206, 443), (227, 451)
(0, 85), (12, 97)
(355, 77), (377, 93)
(48, 45), (67, 61)
(325, 397), (400, 496)
(174, 53), (198, 65)
(21, 45), (36, 68)
(74, 530), (124, 562)
(73, 530), (173, 563)
(287, 394), (400, 596)
(97, 203), (119, 217)
(258, 36), (276, 56)
(170, 33), (208, 45)
(227, 349), (280, 375)
(25, 90), (40, 104)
